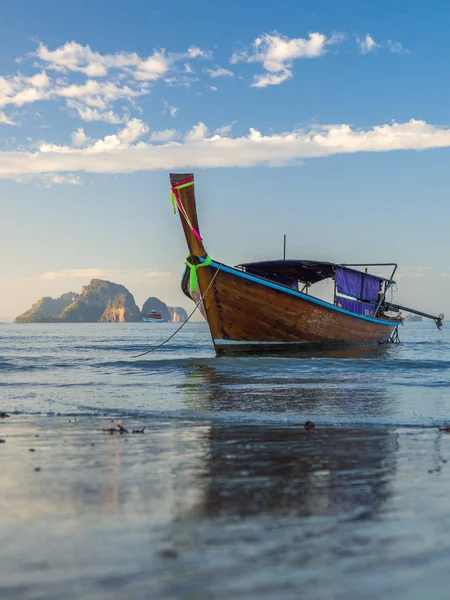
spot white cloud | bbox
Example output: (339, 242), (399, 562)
(162, 100), (178, 117)
(0, 72), (51, 108)
(71, 127), (89, 146)
(0, 40), (214, 127)
(35, 40), (209, 81)
(187, 46), (212, 59)
(36, 41), (213, 82)
(39, 268), (173, 282)
(396, 272), (423, 279)
(39, 173), (82, 187)
(398, 266), (434, 273)
(36, 42), (108, 76)
(36, 42), (171, 81)
(116, 118), (149, 143)
(40, 268), (103, 280)
(387, 40), (408, 54)
(133, 51), (171, 81)
(56, 79), (143, 103)
(58, 79), (141, 123)
(232, 31), (345, 87)
(0, 70), (141, 125)
(208, 85), (218, 92)
(214, 122), (236, 136)
(252, 71), (292, 88)
(230, 50), (247, 64)
(0, 77), (14, 102)
(28, 71), (51, 88)
(356, 35), (408, 55)
(0, 111), (16, 125)
(67, 102), (128, 124)
(356, 34), (378, 54)
(149, 128), (177, 142)
(163, 75), (196, 88)
(204, 65), (234, 78)
(14, 172), (82, 186)
(184, 122), (209, 142)
(4, 119), (450, 180)
(38, 118), (149, 155)
(12, 87), (49, 106)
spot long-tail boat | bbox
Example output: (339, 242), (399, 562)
(170, 173), (444, 355)
(143, 310), (164, 323)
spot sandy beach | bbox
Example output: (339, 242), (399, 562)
(2, 412), (450, 599)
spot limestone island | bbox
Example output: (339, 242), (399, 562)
(14, 279), (188, 324)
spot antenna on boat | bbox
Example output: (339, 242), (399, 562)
(283, 234), (286, 260)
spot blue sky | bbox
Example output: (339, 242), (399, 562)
(1, 0), (450, 320)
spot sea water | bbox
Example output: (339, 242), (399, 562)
(1, 322), (450, 599)
(1, 321), (450, 426)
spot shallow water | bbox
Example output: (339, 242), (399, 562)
(1, 322), (450, 427)
(1, 322), (450, 599)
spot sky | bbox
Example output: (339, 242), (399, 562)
(1, 0), (450, 321)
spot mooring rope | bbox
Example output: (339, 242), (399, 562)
(130, 265), (219, 359)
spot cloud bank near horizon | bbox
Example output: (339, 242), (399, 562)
(2, 118), (450, 183)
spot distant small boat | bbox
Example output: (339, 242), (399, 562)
(143, 310), (164, 323)
(170, 173), (444, 355)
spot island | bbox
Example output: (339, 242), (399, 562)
(14, 279), (188, 324)
(403, 314), (423, 322)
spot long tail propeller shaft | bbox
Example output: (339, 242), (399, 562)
(385, 302), (444, 330)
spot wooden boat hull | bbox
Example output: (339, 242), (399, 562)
(182, 261), (397, 355)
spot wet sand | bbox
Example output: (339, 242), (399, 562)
(2, 415), (450, 599)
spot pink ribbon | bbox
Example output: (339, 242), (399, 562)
(171, 179), (202, 242)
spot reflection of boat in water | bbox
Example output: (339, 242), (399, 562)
(170, 172), (444, 355)
(143, 310), (164, 323)
(188, 423), (398, 519)
(176, 362), (398, 520)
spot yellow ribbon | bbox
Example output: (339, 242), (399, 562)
(185, 256), (212, 292)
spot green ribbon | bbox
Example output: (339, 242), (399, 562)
(174, 181), (195, 191)
(170, 189), (177, 214)
(170, 180), (195, 215)
(185, 255), (212, 292)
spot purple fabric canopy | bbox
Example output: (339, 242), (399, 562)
(336, 268), (381, 302)
(336, 297), (377, 317)
(362, 275), (381, 302)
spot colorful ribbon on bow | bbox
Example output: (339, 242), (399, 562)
(170, 176), (202, 242)
(185, 255), (212, 292)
